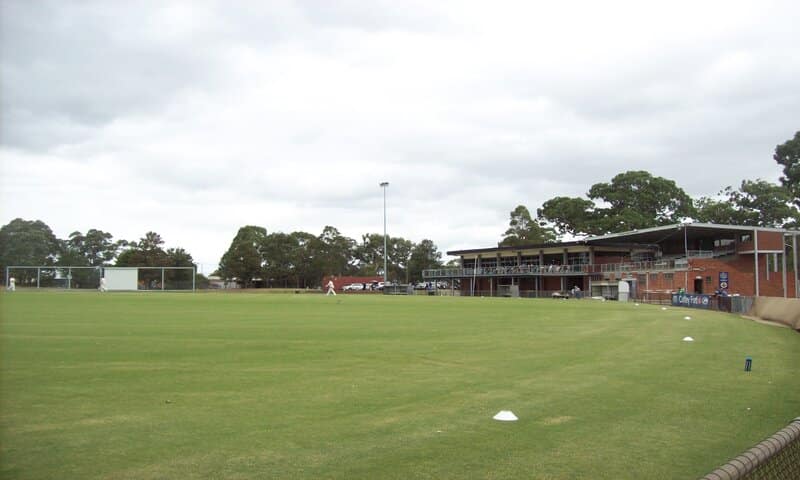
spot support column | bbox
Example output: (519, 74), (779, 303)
(782, 238), (787, 298)
(754, 228), (760, 297)
(683, 224), (688, 291)
(794, 234), (799, 298)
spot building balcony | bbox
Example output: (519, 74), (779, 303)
(423, 258), (690, 279)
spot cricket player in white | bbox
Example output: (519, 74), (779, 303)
(7, 277), (15, 291)
(99, 277), (107, 292)
(326, 279), (336, 296)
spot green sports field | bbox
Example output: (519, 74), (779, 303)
(1, 292), (799, 479)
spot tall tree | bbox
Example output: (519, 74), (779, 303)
(289, 231), (322, 288)
(318, 226), (356, 277)
(165, 247), (195, 267)
(587, 170), (695, 230)
(0, 218), (60, 282)
(355, 233), (385, 276)
(218, 226), (268, 288)
(116, 231), (169, 267)
(262, 232), (297, 287)
(408, 239), (443, 282)
(499, 205), (556, 246)
(774, 131), (800, 207)
(390, 237), (414, 283)
(537, 197), (596, 237)
(66, 229), (124, 266)
(538, 171), (695, 236)
(695, 179), (799, 228)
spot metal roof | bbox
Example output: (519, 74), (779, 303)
(447, 223), (799, 256)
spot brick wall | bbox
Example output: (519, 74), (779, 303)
(690, 256), (796, 297)
(756, 231), (784, 250)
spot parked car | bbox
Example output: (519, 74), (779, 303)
(343, 283), (364, 291)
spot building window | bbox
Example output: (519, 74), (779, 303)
(650, 273), (659, 282)
(568, 252), (589, 265)
(499, 256), (517, 267)
(637, 274), (647, 284)
(705, 276), (712, 283)
(663, 273), (674, 281)
(740, 234), (751, 243)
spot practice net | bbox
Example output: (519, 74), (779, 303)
(5, 266), (195, 291)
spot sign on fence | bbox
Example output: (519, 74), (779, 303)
(671, 293), (712, 309)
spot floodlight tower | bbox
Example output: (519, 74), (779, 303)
(380, 181), (389, 284)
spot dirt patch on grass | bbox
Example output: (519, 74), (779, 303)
(541, 416), (574, 426)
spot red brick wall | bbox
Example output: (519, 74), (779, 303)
(690, 256), (796, 297)
(756, 231), (784, 251)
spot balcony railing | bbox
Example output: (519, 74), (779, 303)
(423, 258), (689, 279)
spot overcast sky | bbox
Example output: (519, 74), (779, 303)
(2, 0), (799, 272)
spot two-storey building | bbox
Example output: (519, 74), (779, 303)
(423, 223), (799, 299)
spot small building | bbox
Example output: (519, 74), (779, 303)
(423, 223), (799, 299)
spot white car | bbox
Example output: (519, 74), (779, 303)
(343, 283), (364, 291)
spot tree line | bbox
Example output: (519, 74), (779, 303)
(0, 220), (445, 288)
(0, 223), (198, 281)
(217, 226), (444, 288)
(498, 131), (800, 246)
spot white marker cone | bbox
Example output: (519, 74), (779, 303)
(684, 316), (692, 320)
(493, 410), (518, 421)
(683, 336), (694, 342)
(661, 307), (668, 310)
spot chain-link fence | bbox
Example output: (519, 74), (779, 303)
(701, 417), (800, 480)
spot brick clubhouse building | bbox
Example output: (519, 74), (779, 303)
(423, 223), (799, 300)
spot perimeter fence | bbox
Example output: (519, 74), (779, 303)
(702, 417), (800, 480)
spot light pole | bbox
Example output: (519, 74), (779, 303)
(380, 182), (389, 284)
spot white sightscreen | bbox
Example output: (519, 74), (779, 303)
(104, 268), (138, 291)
